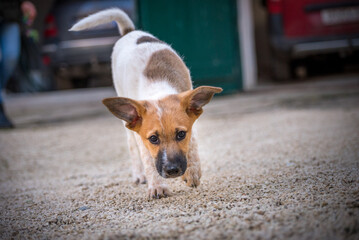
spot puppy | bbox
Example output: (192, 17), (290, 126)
(70, 8), (222, 198)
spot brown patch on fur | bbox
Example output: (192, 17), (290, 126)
(122, 27), (134, 36)
(144, 49), (192, 92)
(127, 88), (221, 160)
(137, 36), (165, 45)
(102, 97), (146, 132)
(179, 86), (223, 118)
(136, 95), (194, 162)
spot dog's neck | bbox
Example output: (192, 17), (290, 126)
(140, 81), (179, 101)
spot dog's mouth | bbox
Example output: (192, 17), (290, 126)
(161, 169), (184, 178)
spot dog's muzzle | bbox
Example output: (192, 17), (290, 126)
(156, 150), (187, 178)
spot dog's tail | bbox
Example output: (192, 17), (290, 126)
(69, 8), (135, 36)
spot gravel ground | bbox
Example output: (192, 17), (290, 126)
(0, 80), (359, 239)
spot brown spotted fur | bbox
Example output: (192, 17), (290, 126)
(144, 49), (192, 92)
(136, 36), (165, 45)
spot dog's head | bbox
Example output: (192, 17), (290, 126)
(103, 86), (222, 178)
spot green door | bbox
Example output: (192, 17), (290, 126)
(138, 0), (242, 93)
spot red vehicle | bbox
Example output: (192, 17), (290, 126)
(266, 0), (359, 80)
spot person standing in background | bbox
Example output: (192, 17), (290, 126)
(0, 0), (22, 128)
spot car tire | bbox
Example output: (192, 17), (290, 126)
(271, 55), (291, 81)
(71, 77), (89, 89)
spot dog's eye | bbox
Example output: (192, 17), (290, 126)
(176, 131), (186, 141)
(149, 135), (159, 144)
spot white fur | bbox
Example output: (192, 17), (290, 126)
(69, 8), (134, 36)
(161, 149), (168, 177)
(69, 8), (185, 101)
(152, 100), (164, 129)
(111, 30), (181, 100)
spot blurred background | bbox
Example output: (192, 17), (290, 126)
(1, 0), (358, 92)
(1, 0), (359, 127)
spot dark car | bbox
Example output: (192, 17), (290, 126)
(266, 0), (359, 80)
(42, 0), (135, 89)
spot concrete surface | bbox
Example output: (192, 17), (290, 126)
(0, 75), (359, 239)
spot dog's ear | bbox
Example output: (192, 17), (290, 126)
(180, 86), (222, 118)
(102, 97), (146, 131)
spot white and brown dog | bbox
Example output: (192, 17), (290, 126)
(70, 8), (222, 199)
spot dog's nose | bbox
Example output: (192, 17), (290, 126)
(164, 165), (180, 176)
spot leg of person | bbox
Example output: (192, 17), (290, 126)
(0, 23), (21, 128)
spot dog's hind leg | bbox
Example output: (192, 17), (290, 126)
(182, 134), (202, 187)
(126, 130), (146, 184)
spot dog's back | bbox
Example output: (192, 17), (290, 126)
(70, 8), (192, 100)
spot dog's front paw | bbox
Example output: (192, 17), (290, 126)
(133, 173), (147, 185)
(147, 184), (171, 199)
(182, 167), (201, 188)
